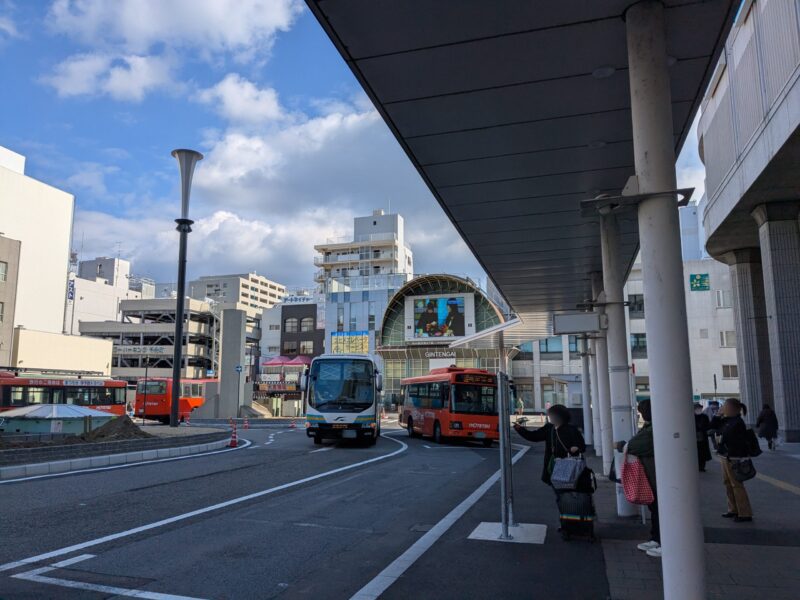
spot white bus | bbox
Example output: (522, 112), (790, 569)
(300, 354), (383, 446)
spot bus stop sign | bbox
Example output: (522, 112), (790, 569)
(235, 365), (243, 373)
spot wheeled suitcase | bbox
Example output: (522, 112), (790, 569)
(556, 491), (596, 542)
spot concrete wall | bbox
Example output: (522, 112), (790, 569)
(12, 328), (113, 374)
(0, 149), (74, 334)
(0, 235), (21, 365)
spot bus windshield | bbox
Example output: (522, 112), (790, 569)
(138, 381), (167, 395)
(308, 359), (375, 413)
(452, 384), (496, 415)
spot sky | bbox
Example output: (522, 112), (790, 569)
(0, 0), (706, 288)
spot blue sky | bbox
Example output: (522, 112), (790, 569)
(0, 0), (706, 287)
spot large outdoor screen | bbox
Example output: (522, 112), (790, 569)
(404, 294), (475, 342)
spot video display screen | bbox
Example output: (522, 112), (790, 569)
(412, 296), (466, 338)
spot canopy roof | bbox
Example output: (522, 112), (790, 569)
(0, 404), (114, 419)
(307, 0), (736, 336)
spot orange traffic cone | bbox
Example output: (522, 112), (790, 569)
(244, 417), (249, 430)
(229, 422), (238, 448)
(381, 406), (387, 420)
(289, 419), (296, 429)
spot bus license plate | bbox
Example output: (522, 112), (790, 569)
(474, 432), (486, 439)
(342, 430), (357, 439)
(332, 424), (347, 429)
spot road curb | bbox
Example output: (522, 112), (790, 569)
(0, 437), (232, 481)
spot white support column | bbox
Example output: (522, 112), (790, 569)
(600, 210), (637, 517)
(594, 292), (614, 476)
(589, 339), (602, 456)
(627, 2), (705, 598)
(580, 340), (594, 445)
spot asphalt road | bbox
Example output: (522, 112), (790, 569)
(0, 422), (541, 600)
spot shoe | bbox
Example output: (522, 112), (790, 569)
(721, 512), (737, 519)
(637, 540), (660, 552)
(646, 546), (662, 558)
(734, 516), (753, 523)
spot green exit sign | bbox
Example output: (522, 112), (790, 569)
(689, 273), (710, 291)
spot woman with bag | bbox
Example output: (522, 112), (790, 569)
(710, 398), (753, 523)
(616, 400), (661, 558)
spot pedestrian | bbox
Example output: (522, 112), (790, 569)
(756, 403), (779, 450)
(513, 404), (586, 490)
(695, 403), (712, 472)
(710, 398), (753, 523)
(616, 400), (660, 558)
(704, 400), (721, 450)
(515, 396), (524, 416)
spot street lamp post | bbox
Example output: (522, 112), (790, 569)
(169, 149), (203, 427)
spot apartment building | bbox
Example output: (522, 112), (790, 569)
(189, 273), (286, 312)
(0, 234), (21, 365)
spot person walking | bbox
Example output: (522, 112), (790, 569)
(695, 403), (712, 472)
(710, 398), (753, 523)
(513, 404), (586, 489)
(756, 404), (779, 450)
(616, 400), (660, 558)
(515, 396), (525, 416)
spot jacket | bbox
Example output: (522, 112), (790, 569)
(709, 415), (749, 458)
(626, 422), (656, 492)
(516, 422), (586, 484)
(756, 408), (779, 439)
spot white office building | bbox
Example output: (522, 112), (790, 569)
(189, 273), (286, 312)
(0, 145), (74, 334)
(315, 210), (414, 356)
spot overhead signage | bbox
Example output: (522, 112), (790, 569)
(689, 273), (710, 291)
(553, 311), (604, 334)
(67, 279), (75, 302)
(113, 346), (167, 355)
(283, 295), (314, 304)
(424, 350), (456, 359)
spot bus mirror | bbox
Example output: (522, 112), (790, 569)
(376, 373), (383, 392)
(299, 372), (308, 392)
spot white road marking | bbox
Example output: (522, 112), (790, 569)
(50, 554), (95, 568)
(0, 439), (252, 485)
(349, 446), (530, 600)
(0, 436), (408, 573)
(310, 446), (334, 454)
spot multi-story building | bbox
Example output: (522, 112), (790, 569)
(0, 145), (74, 334)
(0, 234), (21, 365)
(315, 210), (414, 357)
(189, 273), (286, 312)
(64, 256), (155, 335)
(510, 336), (584, 413)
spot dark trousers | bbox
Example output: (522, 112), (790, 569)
(649, 493), (660, 544)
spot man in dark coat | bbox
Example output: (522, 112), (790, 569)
(756, 404), (779, 450)
(695, 403), (712, 471)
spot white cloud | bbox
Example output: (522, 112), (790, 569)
(64, 162), (119, 197)
(676, 113), (706, 202)
(41, 53), (174, 101)
(0, 15), (17, 39)
(47, 0), (303, 57)
(198, 74), (283, 124)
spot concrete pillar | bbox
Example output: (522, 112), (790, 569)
(600, 210), (637, 517)
(626, 2), (705, 597)
(752, 202), (800, 441)
(723, 248), (773, 422)
(580, 342), (594, 445)
(593, 289), (614, 476)
(219, 308), (247, 418)
(589, 339), (602, 456)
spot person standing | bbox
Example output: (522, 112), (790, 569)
(756, 404), (779, 450)
(616, 400), (660, 558)
(515, 396), (524, 416)
(694, 403), (712, 472)
(710, 398), (753, 523)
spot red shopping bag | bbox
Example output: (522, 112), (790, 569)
(620, 452), (654, 505)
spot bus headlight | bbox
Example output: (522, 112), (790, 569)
(450, 421), (462, 430)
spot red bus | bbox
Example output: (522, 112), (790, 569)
(399, 367), (499, 446)
(0, 370), (127, 415)
(134, 378), (215, 424)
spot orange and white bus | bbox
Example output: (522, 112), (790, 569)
(399, 367), (498, 446)
(134, 378), (215, 424)
(0, 370), (127, 415)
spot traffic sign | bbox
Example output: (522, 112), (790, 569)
(235, 365), (243, 373)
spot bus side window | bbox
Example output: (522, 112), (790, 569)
(430, 382), (442, 409)
(441, 383), (451, 410)
(420, 384), (432, 409)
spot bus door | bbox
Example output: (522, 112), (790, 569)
(422, 382), (443, 435)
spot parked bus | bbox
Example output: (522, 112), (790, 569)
(399, 367), (498, 446)
(300, 354), (383, 446)
(0, 370), (127, 415)
(134, 378), (214, 424)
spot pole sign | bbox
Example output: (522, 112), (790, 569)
(67, 279), (75, 302)
(235, 365), (243, 373)
(689, 273), (710, 291)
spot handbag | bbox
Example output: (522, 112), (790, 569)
(730, 458), (756, 482)
(549, 428), (586, 490)
(620, 451), (655, 505)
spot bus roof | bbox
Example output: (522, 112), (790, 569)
(401, 367), (494, 385)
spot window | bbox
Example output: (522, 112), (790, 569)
(267, 346), (279, 353)
(368, 301), (377, 330)
(284, 318), (299, 333)
(722, 364), (739, 379)
(337, 305), (344, 332)
(568, 335), (579, 354)
(300, 317), (314, 332)
(268, 324), (280, 331)
(222, 282), (227, 288)
(0, 260), (7, 282)
(719, 330), (736, 347)
(0, 301), (3, 323)
(283, 341), (297, 354)
(699, 329), (709, 339)
(715, 290), (732, 308)
(630, 333), (647, 358)
(539, 336), (563, 356)
(299, 341), (314, 355)
(628, 294), (644, 318)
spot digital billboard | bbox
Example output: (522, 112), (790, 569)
(404, 294), (475, 342)
(330, 331), (370, 354)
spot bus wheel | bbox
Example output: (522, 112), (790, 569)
(367, 433), (378, 447)
(313, 435), (322, 445)
(482, 439), (493, 448)
(433, 422), (443, 444)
